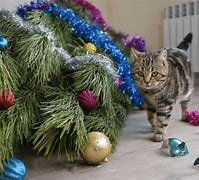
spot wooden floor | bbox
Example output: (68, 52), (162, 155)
(19, 76), (199, 180)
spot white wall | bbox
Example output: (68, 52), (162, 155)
(91, 0), (192, 51)
(0, 0), (192, 50)
(0, 0), (29, 10)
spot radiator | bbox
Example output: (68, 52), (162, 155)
(164, 1), (199, 72)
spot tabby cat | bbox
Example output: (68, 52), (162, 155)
(131, 33), (193, 142)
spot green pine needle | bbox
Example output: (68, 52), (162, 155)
(112, 88), (132, 111)
(0, 52), (21, 91)
(33, 88), (87, 161)
(0, 15), (27, 40)
(71, 63), (114, 108)
(0, 128), (13, 173)
(15, 33), (62, 86)
(0, 90), (41, 146)
(84, 103), (127, 149)
(27, 11), (86, 56)
(0, 89), (41, 173)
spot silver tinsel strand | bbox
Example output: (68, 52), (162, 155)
(0, 10), (118, 81)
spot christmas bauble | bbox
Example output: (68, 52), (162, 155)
(78, 90), (97, 110)
(0, 36), (8, 51)
(193, 157), (199, 167)
(85, 43), (97, 54)
(2, 158), (26, 180)
(161, 138), (188, 157)
(81, 132), (112, 164)
(0, 90), (15, 110)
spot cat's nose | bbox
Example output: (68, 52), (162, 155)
(145, 81), (150, 85)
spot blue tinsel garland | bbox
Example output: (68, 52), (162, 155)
(16, 1), (144, 106)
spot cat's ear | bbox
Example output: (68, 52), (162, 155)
(157, 49), (167, 61)
(130, 48), (144, 61)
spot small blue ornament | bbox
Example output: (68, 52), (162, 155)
(161, 138), (189, 157)
(0, 36), (8, 51)
(1, 158), (27, 180)
(193, 157), (199, 167)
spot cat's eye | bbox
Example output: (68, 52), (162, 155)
(151, 71), (158, 77)
(137, 71), (144, 77)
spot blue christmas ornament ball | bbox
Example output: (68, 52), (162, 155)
(1, 158), (27, 180)
(0, 36), (8, 51)
(193, 157), (199, 167)
(161, 138), (189, 157)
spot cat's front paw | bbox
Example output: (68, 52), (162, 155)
(152, 133), (166, 142)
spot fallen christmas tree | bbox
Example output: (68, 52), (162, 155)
(0, 0), (145, 176)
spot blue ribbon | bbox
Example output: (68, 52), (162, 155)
(17, 1), (144, 106)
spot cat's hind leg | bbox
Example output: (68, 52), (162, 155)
(180, 97), (191, 121)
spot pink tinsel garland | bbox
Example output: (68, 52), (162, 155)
(72, 0), (109, 31)
(61, 0), (147, 50)
(185, 110), (199, 126)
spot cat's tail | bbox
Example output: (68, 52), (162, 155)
(177, 32), (193, 51)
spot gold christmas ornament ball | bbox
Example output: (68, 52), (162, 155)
(81, 132), (112, 165)
(85, 43), (97, 54)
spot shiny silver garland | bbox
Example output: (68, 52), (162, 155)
(0, 10), (118, 81)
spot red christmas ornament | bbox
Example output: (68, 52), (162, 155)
(0, 90), (15, 110)
(78, 90), (97, 109)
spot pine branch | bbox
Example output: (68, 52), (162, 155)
(14, 33), (62, 86)
(112, 88), (132, 112)
(33, 88), (87, 161)
(0, 128), (13, 173)
(0, 52), (21, 91)
(26, 11), (86, 56)
(0, 89), (41, 146)
(0, 14), (27, 40)
(71, 63), (115, 112)
(84, 103), (127, 149)
(0, 11), (63, 87)
(0, 88), (41, 173)
(114, 103), (127, 130)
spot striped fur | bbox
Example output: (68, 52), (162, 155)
(131, 47), (193, 142)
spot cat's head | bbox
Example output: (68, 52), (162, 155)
(131, 48), (169, 89)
